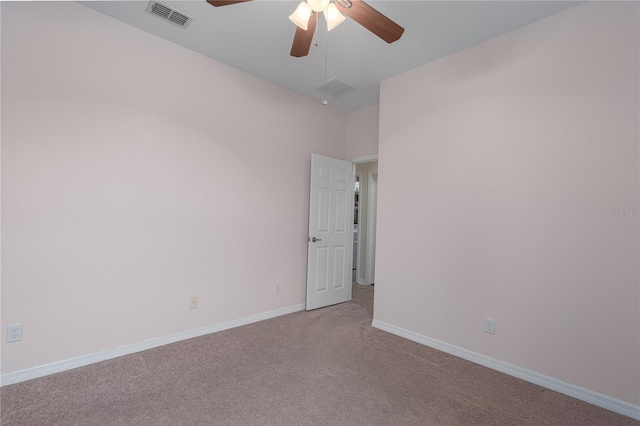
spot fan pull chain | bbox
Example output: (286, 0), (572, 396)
(322, 17), (329, 105)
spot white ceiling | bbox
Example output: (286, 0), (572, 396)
(80, 1), (579, 112)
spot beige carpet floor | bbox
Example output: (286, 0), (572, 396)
(350, 282), (374, 311)
(1, 290), (637, 425)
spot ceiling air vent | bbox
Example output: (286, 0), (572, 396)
(146, 1), (193, 29)
(315, 77), (358, 98)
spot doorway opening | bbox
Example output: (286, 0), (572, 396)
(352, 159), (378, 291)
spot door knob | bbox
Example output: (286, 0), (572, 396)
(312, 237), (322, 242)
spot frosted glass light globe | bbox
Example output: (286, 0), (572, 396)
(324, 3), (346, 31)
(289, 2), (313, 30)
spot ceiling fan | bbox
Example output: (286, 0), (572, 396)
(206, 0), (404, 58)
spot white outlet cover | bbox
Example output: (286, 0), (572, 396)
(7, 324), (23, 342)
(189, 297), (198, 309)
(484, 318), (496, 335)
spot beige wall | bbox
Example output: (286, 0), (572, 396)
(1, 2), (346, 374)
(346, 104), (379, 159)
(375, 1), (639, 405)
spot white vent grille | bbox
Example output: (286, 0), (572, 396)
(315, 77), (358, 98)
(146, 1), (193, 29)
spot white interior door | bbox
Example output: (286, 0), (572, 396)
(306, 154), (354, 310)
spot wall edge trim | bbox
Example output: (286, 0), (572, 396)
(350, 154), (378, 163)
(1, 303), (306, 387)
(371, 319), (640, 420)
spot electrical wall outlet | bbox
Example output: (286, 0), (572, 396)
(6, 324), (23, 343)
(189, 296), (198, 310)
(274, 282), (281, 293)
(484, 318), (496, 335)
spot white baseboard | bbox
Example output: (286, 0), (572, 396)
(1, 303), (306, 387)
(371, 319), (640, 421)
(356, 279), (368, 285)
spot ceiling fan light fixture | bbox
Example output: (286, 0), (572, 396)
(289, 2), (313, 30)
(324, 3), (346, 31)
(306, 0), (330, 13)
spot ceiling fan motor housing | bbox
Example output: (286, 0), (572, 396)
(306, 0), (330, 12)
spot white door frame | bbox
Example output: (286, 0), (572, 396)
(365, 171), (378, 285)
(354, 167), (360, 284)
(350, 155), (378, 286)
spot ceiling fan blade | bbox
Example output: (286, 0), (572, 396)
(206, 0), (252, 7)
(339, 0), (404, 44)
(290, 13), (318, 58)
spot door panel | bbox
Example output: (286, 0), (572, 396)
(315, 247), (329, 292)
(334, 190), (348, 233)
(333, 246), (346, 289)
(317, 188), (331, 232)
(306, 154), (354, 310)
